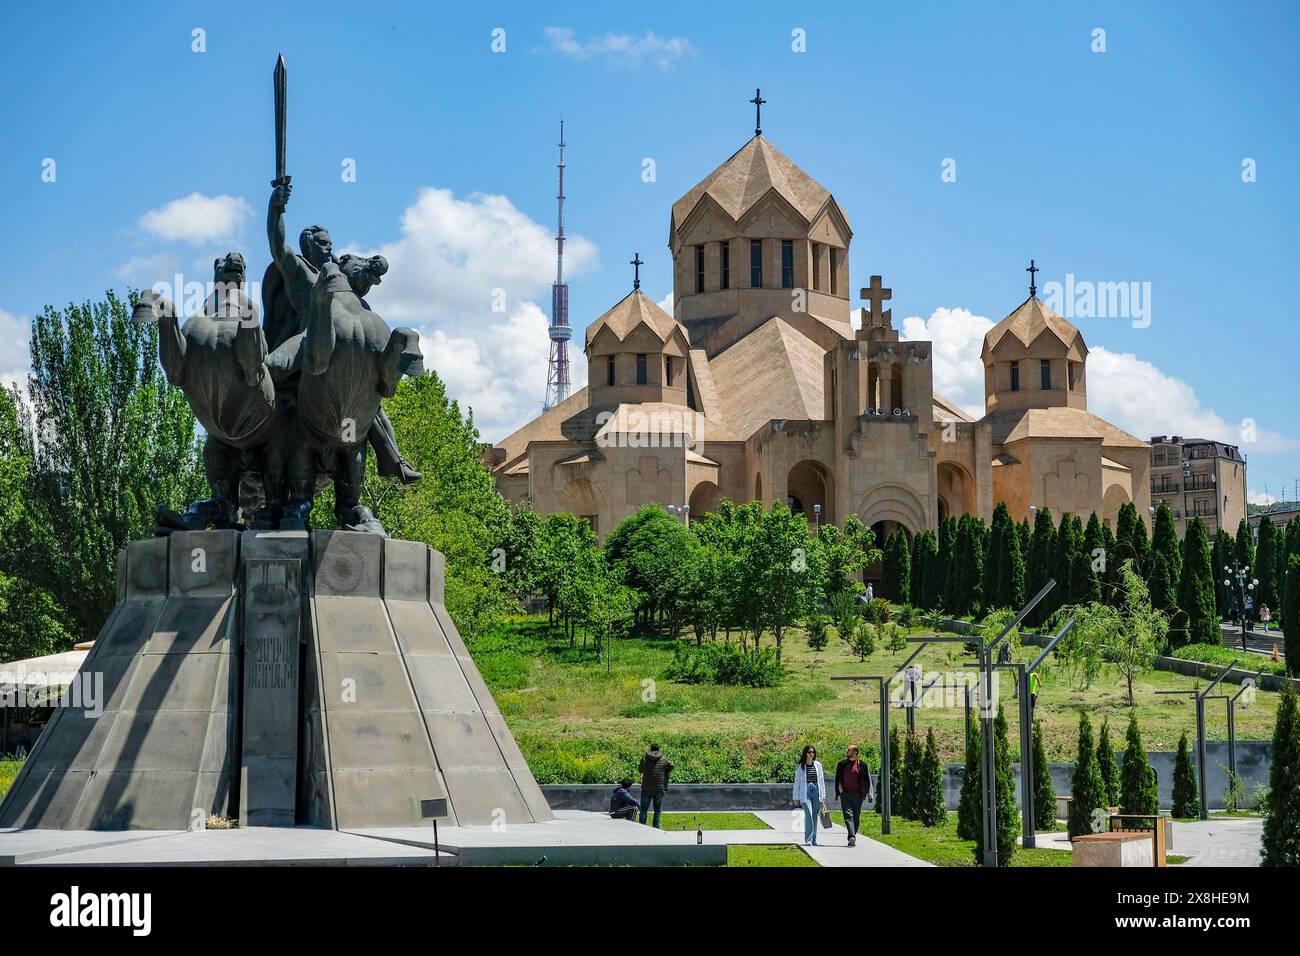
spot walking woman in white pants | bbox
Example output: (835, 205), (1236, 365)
(791, 744), (828, 846)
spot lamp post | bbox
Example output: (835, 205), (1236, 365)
(1222, 559), (1257, 651)
(665, 504), (691, 527)
(813, 503), (821, 532)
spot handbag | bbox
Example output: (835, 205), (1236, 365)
(819, 805), (833, 829)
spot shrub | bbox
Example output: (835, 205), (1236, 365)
(917, 728), (947, 827)
(849, 619), (876, 661)
(1262, 685), (1300, 865)
(1119, 712), (1160, 815)
(805, 615), (830, 651)
(1171, 730), (1200, 819)
(1097, 717), (1121, 808)
(899, 731), (923, 820)
(1069, 711), (1107, 839)
(664, 642), (787, 688)
(1032, 718), (1057, 831)
(957, 712), (982, 840)
(886, 623), (907, 652)
(973, 704), (1019, 865)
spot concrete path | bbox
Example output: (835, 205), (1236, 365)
(1171, 817), (1263, 867)
(750, 810), (933, 867)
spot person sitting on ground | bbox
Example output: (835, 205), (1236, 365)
(609, 779), (639, 821)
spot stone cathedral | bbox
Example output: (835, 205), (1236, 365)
(488, 129), (1151, 543)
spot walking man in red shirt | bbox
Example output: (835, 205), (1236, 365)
(835, 744), (875, 847)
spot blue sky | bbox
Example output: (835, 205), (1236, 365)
(2, 1), (1297, 502)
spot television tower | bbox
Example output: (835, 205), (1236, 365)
(544, 120), (572, 410)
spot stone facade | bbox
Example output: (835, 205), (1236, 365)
(1150, 436), (1248, 539)
(489, 134), (1152, 541)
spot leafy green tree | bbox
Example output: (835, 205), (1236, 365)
(936, 515), (958, 611)
(974, 704), (1019, 865)
(1068, 711), (1107, 839)
(1261, 685), (1300, 866)
(917, 728), (947, 827)
(1120, 712), (1160, 814)
(1097, 717), (1122, 808)
(911, 529), (939, 611)
(956, 710), (982, 840)
(814, 517), (872, 602)
(1283, 554), (1300, 678)
(1057, 561), (1165, 703)
(1235, 517), (1256, 580)
(746, 502), (824, 661)
(17, 292), (205, 642)
(882, 527), (911, 605)
(900, 730), (923, 820)
(1178, 517), (1218, 647)
(1171, 730), (1200, 819)
(1032, 717), (1057, 831)
(948, 514), (985, 616)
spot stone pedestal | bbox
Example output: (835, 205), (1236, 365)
(0, 531), (552, 831)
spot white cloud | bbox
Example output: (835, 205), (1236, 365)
(116, 253), (182, 282)
(901, 306), (1300, 454)
(543, 26), (695, 70)
(900, 307), (992, 418)
(137, 193), (251, 245)
(0, 308), (31, 386)
(358, 187), (596, 440)
(1249, 489), (1278, 506)
(656, 291), (674, 315)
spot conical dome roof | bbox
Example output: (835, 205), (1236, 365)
(983, 296), (1085, 356)
(671, 135), (842, 230)
(585, 289), (685, 348)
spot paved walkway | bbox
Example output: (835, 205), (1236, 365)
(1172, 818), (1263, 867)
(749, 810), (933, 867)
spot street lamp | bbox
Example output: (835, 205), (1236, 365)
(813, 502), (821, 531)
(1222, 559), (1258, 651)
(666, 504), (691, 526)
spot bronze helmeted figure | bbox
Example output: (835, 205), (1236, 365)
(141, 54), (424, 536)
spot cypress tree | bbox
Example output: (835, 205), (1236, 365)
(1261, 685), (1300, 866)
(917, 530), (939, 610)
(917, 728), (947, 827)
(1101, 521), (1120, 607)
(936, 516), (957, 612)
(1078, 512), (1104, 604)
(1177, 517), (1218, 647)
(1256, 516), (1280, 616)
(983, 503), (1012, 609)
(997, 509), (1027, 611)
(1283, 554), (1300, 679)
(1017, 517), (1032, 560)
(882, 528), (911, 605)
(1097, 717), (1122, 808)
(1171, 730), (1200, 819)
(1148, 551), (1176, 615)
(1120, 712), (1160, 814)
(1235, 518), (1256, 578)
(1115, 502), (1137, 558)
(949, 515), (984, 616)
(876, 724), (903, 814)
(1129, 509), (1150, 564)
(1212, 528), (1235, 616)
(1068, 711), (1107, 838)
(1032, 717), (1057, 831)
(957, 711), (982, 840)
(900, 730), (923, 819)
(1151, 502), (1182, 593)
(974, 704), (1019, 865)
(1026, 507), (1057, 626)
(911, 530), (928, 611)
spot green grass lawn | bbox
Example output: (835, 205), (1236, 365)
(473, 614), (1284, 784)
(727, 844), (818, 867)
(0, 759), (21, 801)
(657, 812), (772, 831)
(831, 810), (1072, 867)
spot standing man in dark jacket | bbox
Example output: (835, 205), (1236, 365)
(835, 745), (874, 847)
(637, 743), (674, 827)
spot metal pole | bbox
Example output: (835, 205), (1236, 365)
(1018, 666), (1035, 849)
(1195, 697), (1208, 822)
(1226, 698), (1236, 799)
(879, 682), (891, 835)
(980, 642), (998, 867)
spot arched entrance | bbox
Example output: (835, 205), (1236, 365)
(755, 472), (764, 506)
(1102, 483), (1131, 531)
(689, 480), (721, 519)
(936, 461), (976, 520)
(786, 460), (834, 525)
